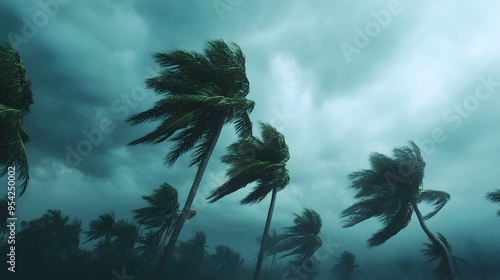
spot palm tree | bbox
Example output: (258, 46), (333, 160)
(133, 183), (193, 248)
(485, 189), (500, 216)
(422, 233), (469, 279)
(136, 229), (162, 263)
(207, 245), (244, 278)
(176, 231), (208, 270)
(84, 211), (115, 244)
(207, 122), (290, 280)
(126, 39), (254, 279)
(0, 43), (33, 195)
(273, 208), (323, 261)
(331, 251), (362, 280)
(340, 141), (454, 280)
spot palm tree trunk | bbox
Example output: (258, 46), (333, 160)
(253, 186), (278, 280)
(411, 200), (455, 280)
(153, 123), (224, 280)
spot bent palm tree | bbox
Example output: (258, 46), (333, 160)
(331, 251), (362, 280)
(273, 208), (323, 260)
(422, 233), (469, 280)
(127, 39), (254, 280)
(84, 211), (115, 244)
(134, 183), (195, 249)
(485, 189), (500, 216)
(0, 44), (33, 195)
(340, 141), (454, 280)
(207, 122), (290, 280)
(176, 231), (208, 270)
(208, 245), (244, 278)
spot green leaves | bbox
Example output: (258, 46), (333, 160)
(418, 189), (451, 220)
(133, 183), (180, 237)
(331, 251), (362, 280)
(0, 44), (33, 196)
(485, 189), (500, 216)
(128, 39), (254, 168)
(207, 122), (290, 204)
(340, 141), (450, 247)
(271, 208), (323, 260)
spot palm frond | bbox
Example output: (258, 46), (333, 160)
(418, 189), (451, 220)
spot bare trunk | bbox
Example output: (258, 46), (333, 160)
(153, 123), (223, 280)
(411, 200), (456, 280)
(253, 186), (278, 280)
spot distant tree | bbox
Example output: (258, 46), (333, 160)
(273, 208), (323, 260)
(84, 211), (116, 244)
(331, 251), (362, 280)
(16, 210), (81, 279)
(340, 141), (454, 279)
(137, 229), (162, 264)
(207, 245), (244, 279)
(485, 189), (500, 216)
(422, 233), (469, 279)
(176, 231), (208, 270)
(126, 39), (254, 280)
(208, 122), (290, 280)
(0, 43), (34, 195)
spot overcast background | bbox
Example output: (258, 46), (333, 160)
(1, 0), (500, 279)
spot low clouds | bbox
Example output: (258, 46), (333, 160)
(1, 0), (500, 277)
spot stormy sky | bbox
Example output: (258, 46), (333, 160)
(1, 0), (500, 278)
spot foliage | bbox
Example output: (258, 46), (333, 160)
(331, 251), (362, 280)
(0, 43), (34, 195)
(340, 141), (451, 247)
(485, 189), (500, 216)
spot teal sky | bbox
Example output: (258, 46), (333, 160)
(1, 0), (500, 278)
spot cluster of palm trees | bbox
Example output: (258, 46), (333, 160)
(2, 40), (500, 279)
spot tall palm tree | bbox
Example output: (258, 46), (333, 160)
(126, 39), (254, 280)
(176, 231), (208, 269)
(84, 211), (115, 244)
(340, 141), (454, 280)
(207, 122), (290, 280)
(272, 208), (323, 261)
(331, 251), (362, 280)
(422, 233), (469, 280)
(485, 189), (500, 216)
(0, 44), (33, 195)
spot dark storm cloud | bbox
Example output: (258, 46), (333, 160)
(1, 0), (500, 277)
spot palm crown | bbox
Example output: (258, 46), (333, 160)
(207, 122), (290, 204)
(340, 141), (450, 247)
(0, 44), (34, 195)
(127, 39), (254, 166)
(272, 208), (323, 260)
